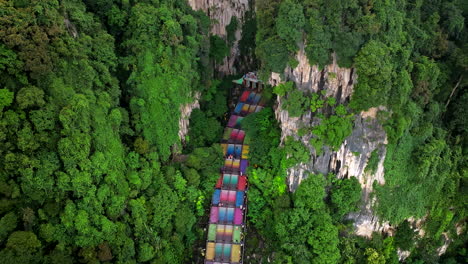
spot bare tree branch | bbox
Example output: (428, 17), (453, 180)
(445, 75), (463, 109)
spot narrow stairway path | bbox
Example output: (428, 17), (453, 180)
(204, 75), (265, 264)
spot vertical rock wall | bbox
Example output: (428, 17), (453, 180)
(178, 92), (201, 142)
(188, 0), (250, 75)
(270, 46), (355, 105)
(271, 45), (392, 237)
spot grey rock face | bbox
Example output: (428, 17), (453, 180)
(188, 0), (250, 75)
(272, 46), (391, 237)
(178, 92), (201, 143)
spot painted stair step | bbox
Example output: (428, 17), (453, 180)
(240, 91), (250, 102)
(234, 103), (243, 114)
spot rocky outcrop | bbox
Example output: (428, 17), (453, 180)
(178, 92), (201, 142)
(397, 249), (411, 261)
(188, 0), (250, 74)
(270, 47), (355, 104)
(272, 46), (390, 237)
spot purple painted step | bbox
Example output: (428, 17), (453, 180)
(240, 159), (248, 174)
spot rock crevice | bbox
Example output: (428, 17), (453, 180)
(189, 0), (250, 75)
(178, 92), (201, 142)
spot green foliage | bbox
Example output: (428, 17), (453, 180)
(327, 97), (337, 107)
(446, 89), (468, 136)
(241, 108), (282, 167)
(274, 175), (341, 264)
(226, 16), (239, 47)
(351, 40), (392, 110)
(6, 231), (41, 253)
(412, 56), (441, 105)
(256, 36), (290, 74)
(276, 0), (305, 50)
(375, 133), (461, 225)
(200, 78), (228, 119)
(0, 0), (467, 262)
(365, 248), (386, 264)
(288, 57), (299, 68)
(309, 93), (325, 112)
(284, 136), (310, 166)
(16, 86), (45, 110)
(365, 149), (380, 175)
(138, 242), (155, 262)
(311, 105), (354, 153)
(333, 31), (363, 68)
(304, 8), (332, 68)
(394, 220), (417, 251)
(273, 81), (294, 97)
(187, 109), (222, 149)
(293, 174), (326, 210)
(0, 0), (217, 262)
(441, 2), (465, 37)
(330, 177), (362, 220)
(0, 212), (17, 242)
(282, 89), (309, 117)
(248, 167), (288, 226)
(339, 234), (399, 264)
(210, 35), (229, 63)
(128, 49), (191, 161)
(238, 10), (258, 69)
(0, 89), (14, 112)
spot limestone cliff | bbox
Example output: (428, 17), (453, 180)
(188, 0), (249, 74)
(270, 46), (392, 237)
(269, 41), (452, 258)
(178, 92), (201, 143)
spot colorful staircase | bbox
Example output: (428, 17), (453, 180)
(204, 83), (265, 263)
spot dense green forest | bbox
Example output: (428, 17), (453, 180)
(0, 0), (466, 263)
(0, 0), (229, 262)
